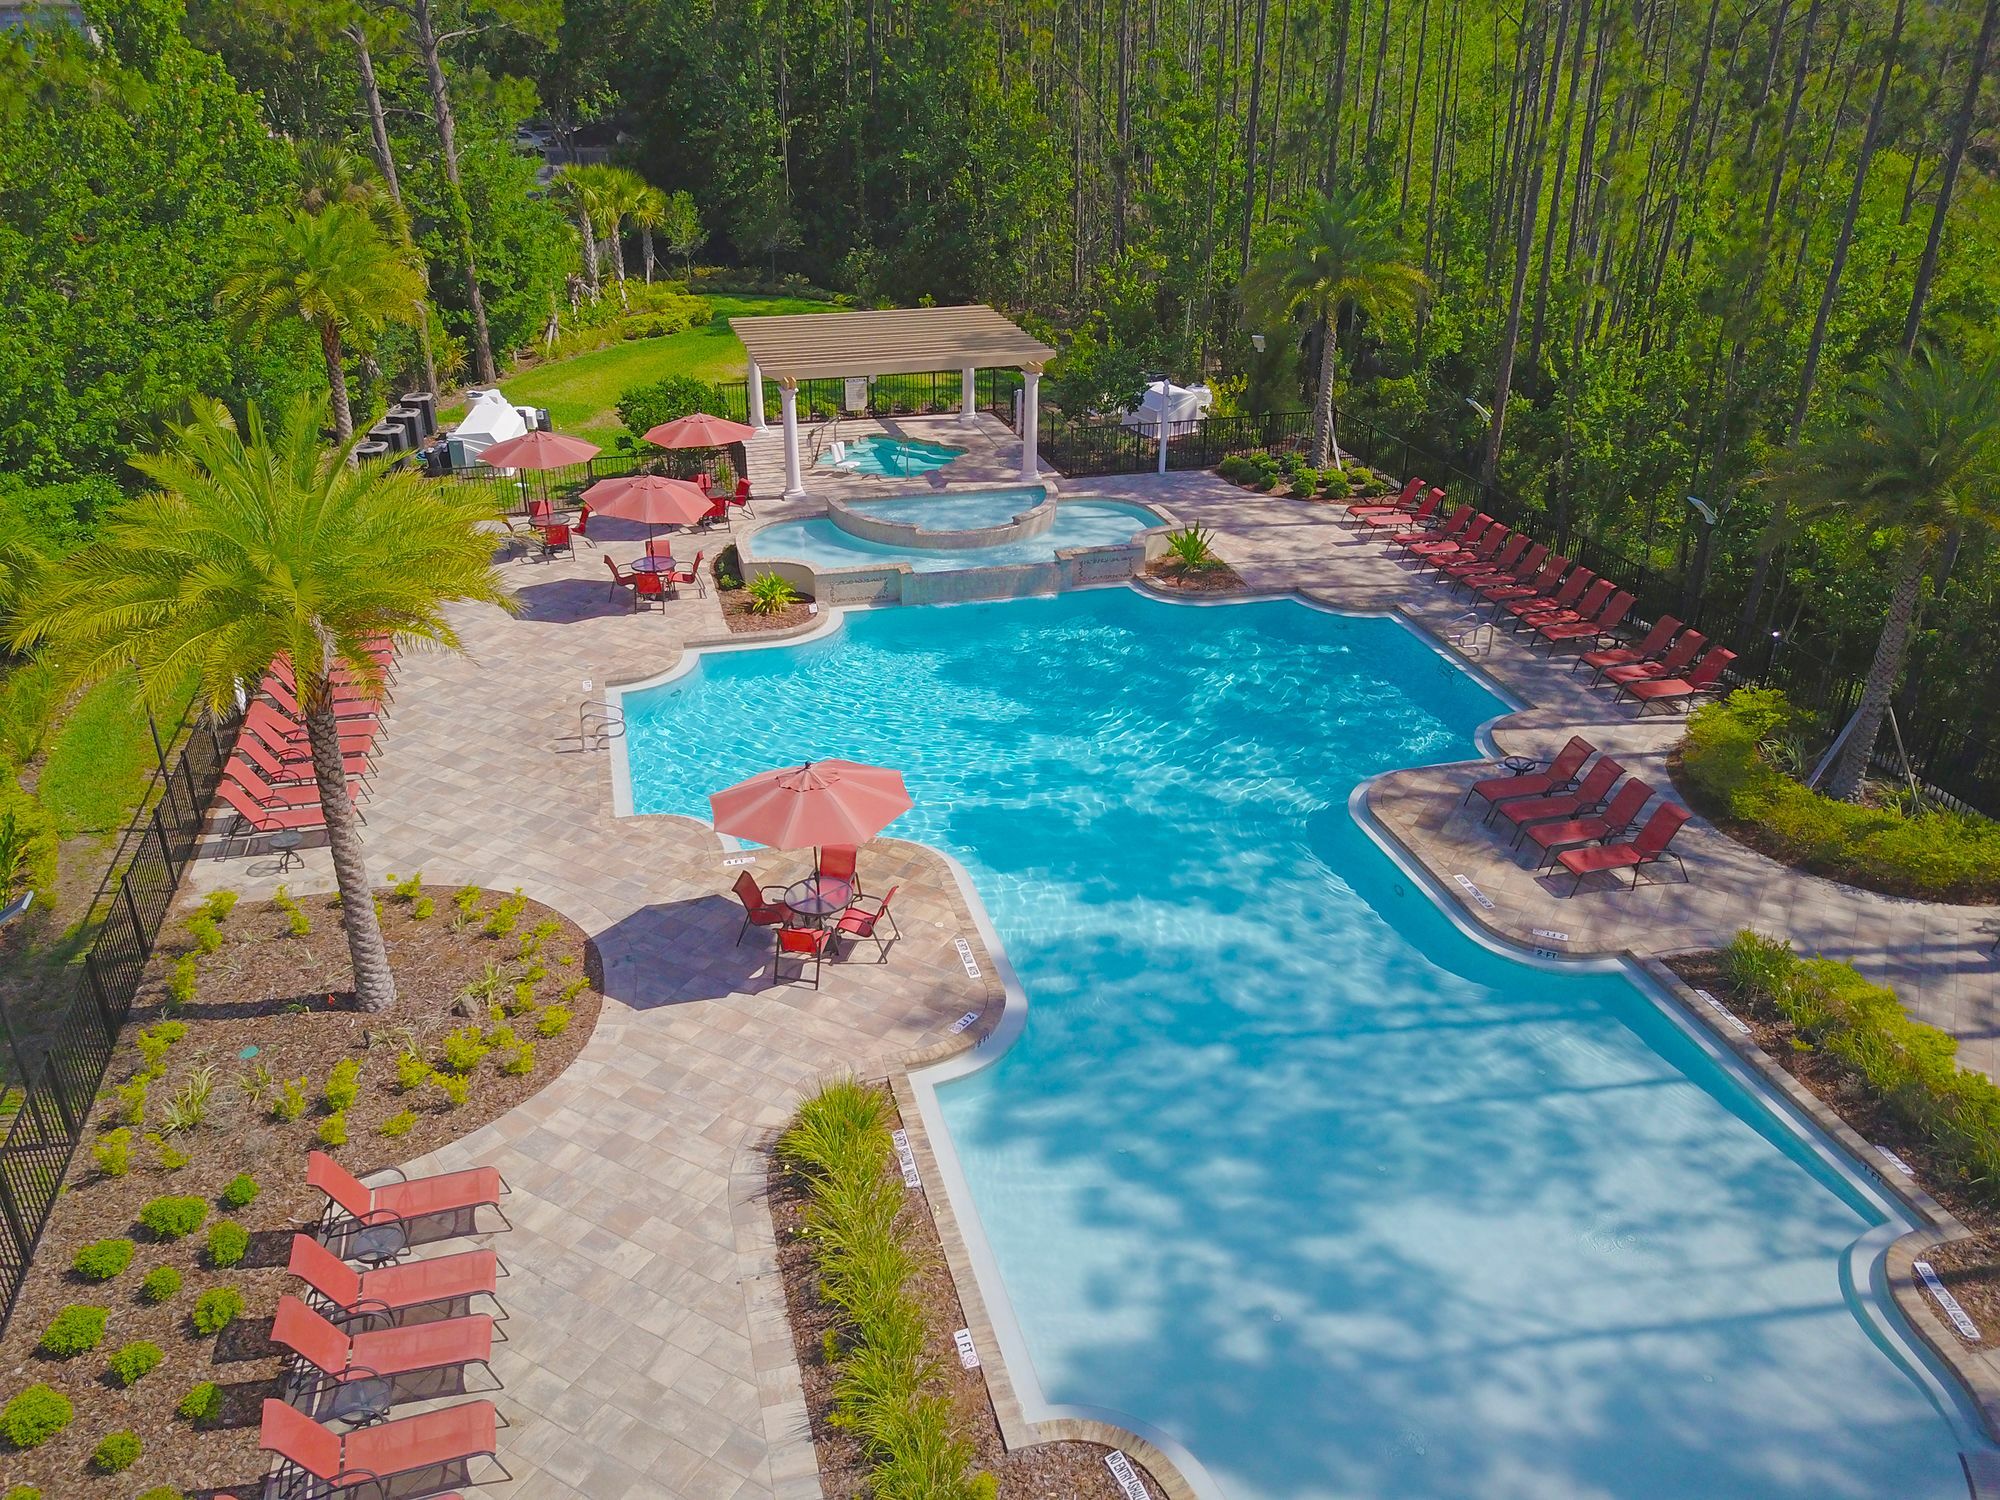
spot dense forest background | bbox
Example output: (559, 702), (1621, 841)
(3, 0), (1998, 759)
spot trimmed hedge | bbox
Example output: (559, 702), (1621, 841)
(1683, 689), (2000, 901)
(1, 1383), (72, 1449)
(1725, 931), (2000, 1201)
(779, 1080), (995, 1500)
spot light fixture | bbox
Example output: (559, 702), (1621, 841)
(1685, 495), (1717, 526)
(1250, 333), (1266, 353)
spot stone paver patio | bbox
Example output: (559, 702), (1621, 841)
(186, 466), (2000, 1497)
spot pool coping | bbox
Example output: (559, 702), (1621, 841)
(612, 583), (2000, 1497)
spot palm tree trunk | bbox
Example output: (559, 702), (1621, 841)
(320, 322), (355, 448)
(609, 222), (630, 310)
(576, 213), (601, 298)
(1311, 314), (1339, 466)
(304, 690), (396, 1010)
(1825, 544), (1926, 802)
(641, 225), (656, 283)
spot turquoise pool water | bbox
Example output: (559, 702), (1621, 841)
(819, 433), (964, 477)
(744, 497), (1159, 573)
(617, 590), (1969, 1500)
(837, 485), (1048, 529)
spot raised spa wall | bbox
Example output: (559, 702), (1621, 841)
(825, 489), (1056, 551)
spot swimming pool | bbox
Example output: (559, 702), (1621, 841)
(617, 590), (1973, 1500)
(819, 433), (964, 477)
(744, 498), (1160, 573)
(833, 485), (1048, 530)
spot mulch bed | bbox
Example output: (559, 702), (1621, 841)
(0, 884), (601, 1496)
(718, 586), (819, 634)
(1144, 558), (1247, 593)
(769, 1096), (1169, 1500)
(1663, 950), (2000, 1341)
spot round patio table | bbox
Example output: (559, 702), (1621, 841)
(629, 555), (676, 575)
(1501, 754), (1539, 776)
(783, 875), (853, 926)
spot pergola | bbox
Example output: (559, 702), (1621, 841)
(730, 305), (1057, 499)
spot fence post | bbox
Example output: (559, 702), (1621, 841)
(152, 806), (179, 883)
(122, 879), (152, 961)
(82, 953), (119, 1038)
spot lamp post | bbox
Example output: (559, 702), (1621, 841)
(1682, 494), (1718, 622)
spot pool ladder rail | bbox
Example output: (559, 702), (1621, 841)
(577, 699), (624, 752)
(1447, 611), (1495, 658)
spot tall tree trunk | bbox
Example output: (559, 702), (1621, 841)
(608, 218), (630, 309)
(1825, 543), (1927, 801)
(320, 321), (355, 448)
(347, 25), (401, 206)
(577, 212), (601, 297)
(305, 686), (396, 1011)
(404, 0), (497, 383)
(642, 224), (656, 283)
(1790, 0), (1906, 440)
(1902, 0), (1997, 352)
(1239, 0), (1273, 274)
(1312, 313), (1340, 466)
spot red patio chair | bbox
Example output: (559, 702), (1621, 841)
(273, 1294), (496, 1409)
(732, 870), (792, 944)
(534, 520), (574, 559)
(1456, 541), (1548, 597)
(262, 673), (379, 725)
(1347, 475), (1424, 517)
(1558, 802), (1693, 892)
(1577, 614), (1680, 680)
(1390, 503), (1473, 549)
(1602, 630), (1706, 690)
(697, 496), (729, 528)
(664, 550), (706, 598)
(1358, 488), (1443, 529)
(730, 477), (754, 515)
(288, 1234), (504, 1327)
(214, 780), (327, 858)
(245, 702), (377, 763)
(604, 555), (639, 608)
(1479, 555), (1566, 606)
(1537, 590), (1633, 653)
(634, 570), (666, 611)
(833, 886), (901, 963)
(307, 1150), (509, 1249)
(818, 844), (861, 894)
(227, 759), (362, 812)
(1493, 756), (1627, 842)
(1463, 736), (1595, 813)
(575, 502), (590, 535)
(774, 926), (830, 988)
(1619, 647), (1738, 714)
(235, 729), (371, 789)
(646, 535), (676, 560)
(258, 1397), (506, 1500)
(697, 471), (715, 494)
(1521, 779), (1654, 870)
(1519, 577), (1615, 634)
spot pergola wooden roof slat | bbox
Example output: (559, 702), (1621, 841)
(730, 304), (1055, 381)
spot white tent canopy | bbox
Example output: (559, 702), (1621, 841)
(447, 388), (528, 469)
(1121, 379), (1213, 435)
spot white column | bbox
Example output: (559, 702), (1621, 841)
(959, 365), (978, 425)
(747, 359), (767, 431)
(1019, 365), (1041, 484)
(780, 378), (807, 500)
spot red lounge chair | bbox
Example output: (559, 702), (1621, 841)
(664, 549), (706, 598)
(604, 556), (639, 607)
(1620, 647), (1738, 714)
(214, 780), (326, 857)
(1424, 524), (1510, 576)
(245, 703), (377, 764)
(1458, 541), (1549, 596)
(288, 1234), (504, 1326)
(1492, 757), (1626, 840)
(1522, 779), (1654, 870)
(732, 871), (792, 944)
(774, 926), (830, 988)
(262, 673), (380, 725)
(818, 844), (861, 894)
(258, 1397), (506, 1500)
(268, 654), (390, 705)
(235, 731), (371, 790)
(1520, 577), (1615, 633)
(1479, 555), (1565, 605)
(1359, 489), (1442, 529)
(307, 1150), (510, 1249)
(1347, 475), (1424, 516)
(1537, 590), (1633, 653)
(833, 886), (901, 963)
(1390, 503), (1473, 549)
(1577, 614), (1680, 680)
(1463, 736), (1594, 813)
(228, 760), (363, 812)
(273, 1294), (496, 1408)
(1603, 630), (1706, 690)
(1559, 802), (1693, 892)
(1502, 568), (1595, 627)
(1410, 514), (1495, 563)
(1441, 533), (1527, 583)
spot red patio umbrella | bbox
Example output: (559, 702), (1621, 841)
(579, 473), (712, 547)
(642, 413), (757, 449)
(478, 429), (601, 513)
(709, 760), (912, 851)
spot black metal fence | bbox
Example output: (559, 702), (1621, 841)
(0, 709), (236, 1330)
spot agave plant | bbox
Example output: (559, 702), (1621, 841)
(1163, 525), (1220, 571)
(746, 571), (801, 615)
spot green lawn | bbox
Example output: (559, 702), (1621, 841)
(503, 293), (838, 445)
(36, 672), (173, 839)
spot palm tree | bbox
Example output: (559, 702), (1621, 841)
(549, 164), (605, 300)
(219, 204), (425, 447)
(1243, 187), (1426, 468)
(1760, 346), (2000, 801)
(295, 141), (438, 398)
(630, 185), (667, 283)
(589, 165), (651, 308)
(13, 396), (511, 1012)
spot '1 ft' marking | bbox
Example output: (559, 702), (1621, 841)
(953, 1328), (980, 1368)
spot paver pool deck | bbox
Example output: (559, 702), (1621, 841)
(186, 468), (2000, 1499)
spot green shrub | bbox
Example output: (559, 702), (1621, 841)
(557, 975), (589, 1004)
(500, 1042), (536, 1077)
(138, 1195), (207, 1240)
(183, 911), (222, 955)
(482, 889), (527, 939)
(177, 1379), (222, 1423)
(91, 1430), (141, 1473)
(139, 1265), (181, 1304)
(220, 1172), (259, 1209)
(714, 544), (745, 591)
(0, 775), (57, 899)
(199, 889), (238, 922)
(536, 1004), (573, 1038)
(430, 1070), (471, 1109)
(4, 1487), (39, 1500)
(1, 1383), (72, 1448)
(389, 870), (423, 903)
(507, 979), (538, 1016)
(746, 572), (800, 615)
(71, 1238), (135, 1281)
(150, 1133), (191, 1171)
(322, 1058), (362, 1113)
(316, 1112), (348, 1147)
(1684, 691), (2000, 900)
(92, 1127), (133, 1176)
(271, 1077), (308, 1122)
(1161, 525), (1218, 572)
(191, 1287), (243, 1336)
(38, 1304), (108, 1356)
(106, 1339), (163, 1386)
(111, 1077), (146, 1126)
(205, 1220), (249, 1269)
(394, 1046), (431, 1092)
(1319, 469), (1353, 499)
(137, 1489), (185, 1500)
(615, 372), (731, 440)
(439, 1025), (490, 1075)
(378, 1108), (417, 1138)
(274, 884), (311, 937)
(159, 1063), (216, 1132)
(166, 954), (197, 1008)
(411, 894), (435, 919)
